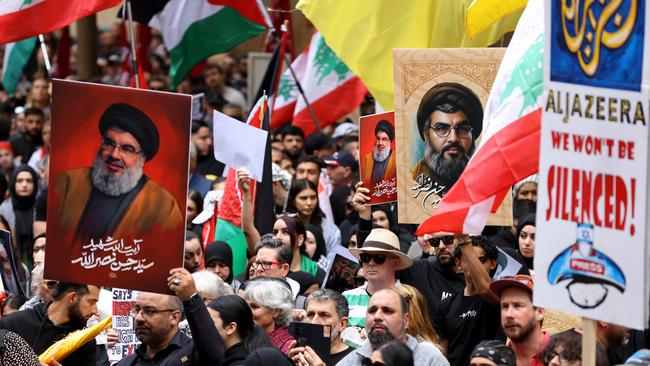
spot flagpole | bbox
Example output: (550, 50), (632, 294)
(38, 34), (51, 75)
(282, 52), (321, 132)
(126, 1), (140, 89)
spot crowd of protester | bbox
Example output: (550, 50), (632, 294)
(0, 24), (648, 366)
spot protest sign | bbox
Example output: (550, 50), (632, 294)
(213, 110), (268, 182)
(46, 79), (191, 294)
(323, 245), (359, 294)
(535, 0), (650, 329)
(359, 111), (397, 204)
(107, 288), (140, 362)
(393, 48), (512, 224)
(0, 230), (24, 295)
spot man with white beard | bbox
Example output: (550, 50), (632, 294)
(410, 83), (483, 208)
(55, 103), (183, 245)
(360, 119), (396, 189)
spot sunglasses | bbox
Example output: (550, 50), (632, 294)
(359, 253), (387, 264)
(427, 235), (455, 246)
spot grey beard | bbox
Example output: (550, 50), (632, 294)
(373, 146), (391, 162)
(423, 143), (470, 184)
(91, 154), (144, 196)
(368, 329), (397, 350)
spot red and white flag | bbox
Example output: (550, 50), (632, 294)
(417, 0), (544, 235)
(0, 0), (121, 45)
(290, 32), (366, 135)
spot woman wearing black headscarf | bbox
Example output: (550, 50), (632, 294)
(516, 213), (536, 271)
(0, 165), (38, 265)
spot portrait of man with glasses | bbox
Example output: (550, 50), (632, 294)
(55, 102), (184, 245)
(408, 82), (483, 214)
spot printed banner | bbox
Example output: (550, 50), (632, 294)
(107, 288), (140, 362)
(535, 0), (650, 329)
(45, 79), (191, 294)
(393, 48), (512, 224)
(359, 111), (397, 204)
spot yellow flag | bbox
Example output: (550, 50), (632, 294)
(296, 0), (522, 109)
(467, 0), (528, 38)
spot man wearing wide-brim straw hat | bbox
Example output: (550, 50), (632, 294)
(342, 228), (412, 339)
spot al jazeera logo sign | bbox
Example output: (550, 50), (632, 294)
(551, 0), (644, 91)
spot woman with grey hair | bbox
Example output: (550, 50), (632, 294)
(243, 278), (295, 355)
(192, 270), (233, 303)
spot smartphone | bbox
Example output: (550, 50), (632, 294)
(288, 322), (331, 364)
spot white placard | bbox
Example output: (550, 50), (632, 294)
(107, 288), (141, 362)
(535, 0), (650, 329)
(212, 110), (268, 182)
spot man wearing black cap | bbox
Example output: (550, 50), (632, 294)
(361, 119), (395, 189)
(55, 103), (184, 244)
(411, 82), (483, 209)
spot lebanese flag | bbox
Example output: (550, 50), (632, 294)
(0, 0), (121, 45)
(128, 0), (271, 89)
(416, 0), (544, 235)
(291, 32), (367, 135)
(271, 48), (308, 129)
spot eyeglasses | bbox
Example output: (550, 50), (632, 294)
(101, 138), (142, 158)
(131, 305), (177, 317)
(428, 235), (455, 246)
(359, 253), (387, 265)
(251, 260), (284, 271)
(429, 123), (473, 138)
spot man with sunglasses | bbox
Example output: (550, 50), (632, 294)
(433, 235), (501, 366)
(55, 103), (183, 248)
(410, 83), (483, 210)
(342, 228), (412, 340)
(351, 183), (465, 324)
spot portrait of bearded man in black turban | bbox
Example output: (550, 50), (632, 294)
(411, 82), (483, 212)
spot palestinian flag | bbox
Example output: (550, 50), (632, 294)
(417, 0), (544, 235)
(128, 0), (271, 89)
(292, 32), (367, 135)
(0, 0), (121, 45)
(2, 38), (36, 96)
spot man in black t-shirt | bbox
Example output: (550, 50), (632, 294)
(397, 233), (465, 321)
(434, 235), (501, 366)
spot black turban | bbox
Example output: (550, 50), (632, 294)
(375, 119), (394, 141)
(98, 103), (160, 161)
(416, 82), (483, 141)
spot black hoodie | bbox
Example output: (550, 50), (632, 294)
(0, 302), (96, 365)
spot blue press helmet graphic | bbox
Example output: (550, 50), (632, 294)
(547, 223), (626, 309)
